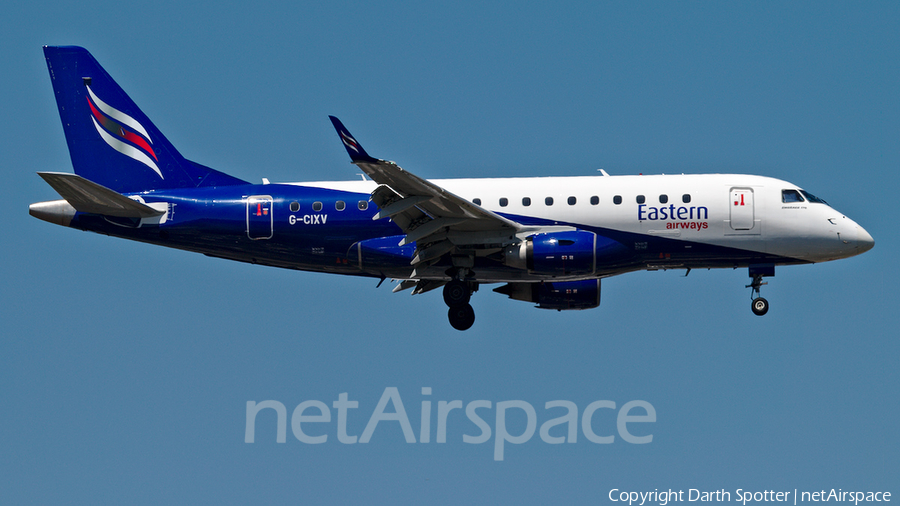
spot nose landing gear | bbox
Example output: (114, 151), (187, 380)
(746, 264), (774, 316)
(750, 290), (769, 316)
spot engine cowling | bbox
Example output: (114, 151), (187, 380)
(493, 279), (601, 310)
(350, 235), (415, 270)
(504, 230), (628, 276)
(505, 230), (596, 276)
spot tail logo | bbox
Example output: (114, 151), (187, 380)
(86, 87), (163, 179)
(339, 130), (360, 153)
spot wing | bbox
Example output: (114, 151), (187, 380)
(329, 116), (524, 275)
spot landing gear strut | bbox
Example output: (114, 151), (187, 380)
(443, 270), (475, 331)
(746, 266), (772, 316)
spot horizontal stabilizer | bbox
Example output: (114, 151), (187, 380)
(37, 172), (164, 218)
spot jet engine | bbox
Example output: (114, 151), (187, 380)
(504, 230), (629, 276)
(493, 279), (601, 310)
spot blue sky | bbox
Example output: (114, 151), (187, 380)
(2, 1), (897, 504)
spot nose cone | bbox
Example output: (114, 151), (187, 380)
(857, 226), (875, 254)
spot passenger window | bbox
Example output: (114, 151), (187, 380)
(613, 195), (622, 205)
(335, 200), (346, 211)
(499, 198), (508, 207)
(545, 197), (554, 206)
(682, 194), (691, 203)
(659, 194), (668, 204)
(590, 196), (599, 205)
(312, 201), (323, 212)
(567, 196), (577, 205)
(782, 190), (804, 203)
(636, 195), (645, 204)
(522, 197), (531, 206)
(358, 201), (368, 211)
(290, 201), (300, 212)
(473, 198), (482, 206)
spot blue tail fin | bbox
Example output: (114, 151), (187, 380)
(43, 46), (247, 193)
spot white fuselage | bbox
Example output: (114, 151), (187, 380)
(301, 173), (872, 266)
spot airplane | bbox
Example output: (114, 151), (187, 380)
(31, 46), (875, 331)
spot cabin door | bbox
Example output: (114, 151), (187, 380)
(729, 188), (755, 231)
(247, 195), (274, 240)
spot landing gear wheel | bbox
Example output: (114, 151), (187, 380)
(751, 297), (769, 316)
(443, 279), (471, 307)
(746, 271), (771, 316)
(448, 303), (476, 331)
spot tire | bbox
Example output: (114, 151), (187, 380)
(751, 297), (769, 316)
(448, 304), (475, 331)
(443, 279), (471, 307)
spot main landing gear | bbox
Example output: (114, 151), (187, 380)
(444, 271), (476, 331)
(746, 265), (774, 316)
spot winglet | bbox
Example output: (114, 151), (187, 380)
(329, 116), (379, 164)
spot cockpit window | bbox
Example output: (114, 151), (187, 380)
(782, 189), (804, 203)
(799, 189), (827, 204)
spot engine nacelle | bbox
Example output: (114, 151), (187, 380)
(493, 279), (601, 310)
(506, 230), (599, 276)
(505, 230), (631, 276)
(350, 235), (415, 270)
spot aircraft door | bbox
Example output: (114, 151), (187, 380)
(247, 195), (274, 240)
(729, 188), (755, 231)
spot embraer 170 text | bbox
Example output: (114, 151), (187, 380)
(31, 47), (874, 330)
